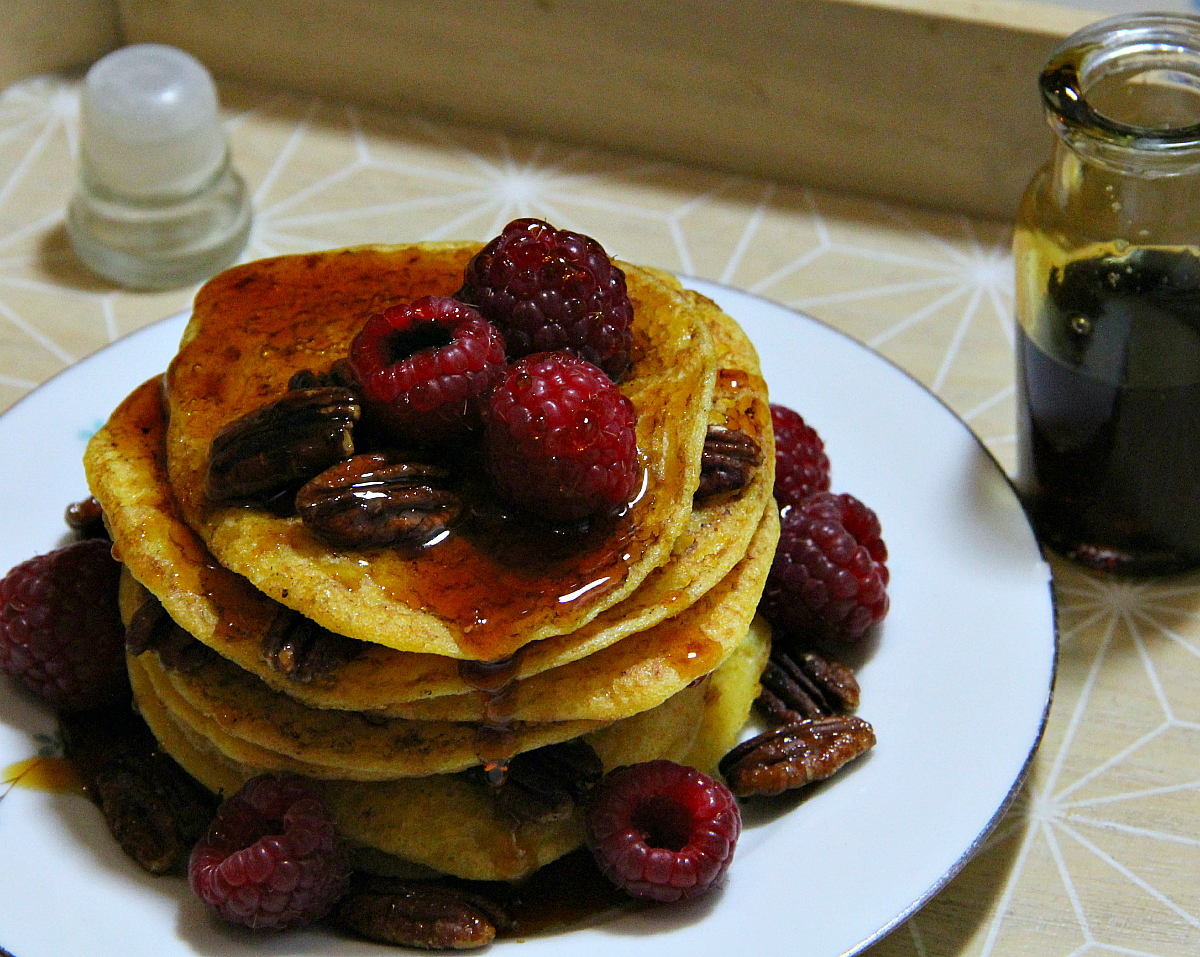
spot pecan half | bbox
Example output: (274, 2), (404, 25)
(125, 595), (215, 674)
(94, 747), (217, 874)
(262, 606), (366, 682)
(205, 387), (361, 503)
(156, 625), (218, 674)
(695, 426), (762, 500)
(490, 739), (603, 824)
(757, 647), (860, 725)
(64, 495), (108, 540)
(288, 358), (359, 392)
(296, 451), (461, 550)
(718, 715), (875, 797)
(60, 705), (216, 875)
(125, 594), (170, 657)
(335, 875), (511, 950)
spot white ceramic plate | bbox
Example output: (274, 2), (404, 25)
(0, 280), (1055, 957)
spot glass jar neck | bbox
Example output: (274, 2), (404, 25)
(1041, 13), (1200, 176)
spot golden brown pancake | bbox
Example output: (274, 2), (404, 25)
(129, 648), (599, 779)
(117, 502), (773, 775)
(375, 504), (778, 722)
(161, 245), (719, 661)
(127, 620), (770, 881)
(90, 240), (779, 884)
(86, 286), (773, 714)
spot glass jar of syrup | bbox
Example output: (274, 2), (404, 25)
(1014, 13), (1200, 575)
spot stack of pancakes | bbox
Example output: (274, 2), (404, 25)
(84, 242), (778, 882)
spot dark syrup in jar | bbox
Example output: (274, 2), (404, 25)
(1016, 246), (1200, 573)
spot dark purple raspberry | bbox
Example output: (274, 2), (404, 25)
(761, 492), (889, 642)
(485, 352), (639, 523)
(458, 218), (633, 380)
(585, 760), (740, 902)
(770, 404), (831, 510)
(0, 538), (127, 711)
(188, 773), (349, 931)
(347, 295), (507, 445)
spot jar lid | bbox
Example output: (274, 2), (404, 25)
(79, 44), (228, 199)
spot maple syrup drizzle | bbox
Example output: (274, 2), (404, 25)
(381, 479), (648, 662)
(715, 367), (768, 438)
(498, 846), (644, 937)
(2, 704), (157, 805)
(458, 653), (522, 784)
(166, 248), (668, 664)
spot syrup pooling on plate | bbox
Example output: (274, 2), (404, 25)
(2, 756), (81, 795)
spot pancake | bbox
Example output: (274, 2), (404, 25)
(118, 502), (774, 779)
(161, 244), (719, 662)
(129, 648), (599, 779)
(128, 620), (770, 882)
(128, 658), (589, 880)
(90, 237), (780, 884)
(86, 293), (773, 713)
(375, 502), (778, 722)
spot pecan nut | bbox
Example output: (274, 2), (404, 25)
(205, 387), (361, 503)
(288, 358), (359, 392)
(335, 875), (510, 950)
(125, 593), (170, 657)
(296, 451), (461, 549)
(64, 495), (108, 540)
(490, 738), (603, 824)
(695, 426), (762, 500)
(718, 715), (875, 797)
(60, 705), (216, 875)
(756, 647), (860, 725)
(262, 606), (366, 683)
(125, 594), (215, 674)
(155, 625), (218, 674)
(94, 748), (217, 874)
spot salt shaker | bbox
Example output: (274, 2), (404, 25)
(66, 44), (252, 290)
(1013, 13), (1200, 576)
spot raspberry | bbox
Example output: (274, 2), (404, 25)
(458, 218), (634, 380)
(188, 773), (349, 931)
(770, 404), (831, 510)
(761, 492), (889, 642)
(347, 295), (507, 445)
(0, 538), (127, 711)
(485, 352), (639, 523)
(585, 760), (740, 903)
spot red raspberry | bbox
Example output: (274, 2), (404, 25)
(485, 352), (639, 523)
(585, 760), (740, 902)
(188, 773), (349, 931)
(761, 492), (889, 642)
(458, 218), (634, 380)
(0, 539), (127, 711)
(770, 404), (831, 510)
(347, 295), (507, 445)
